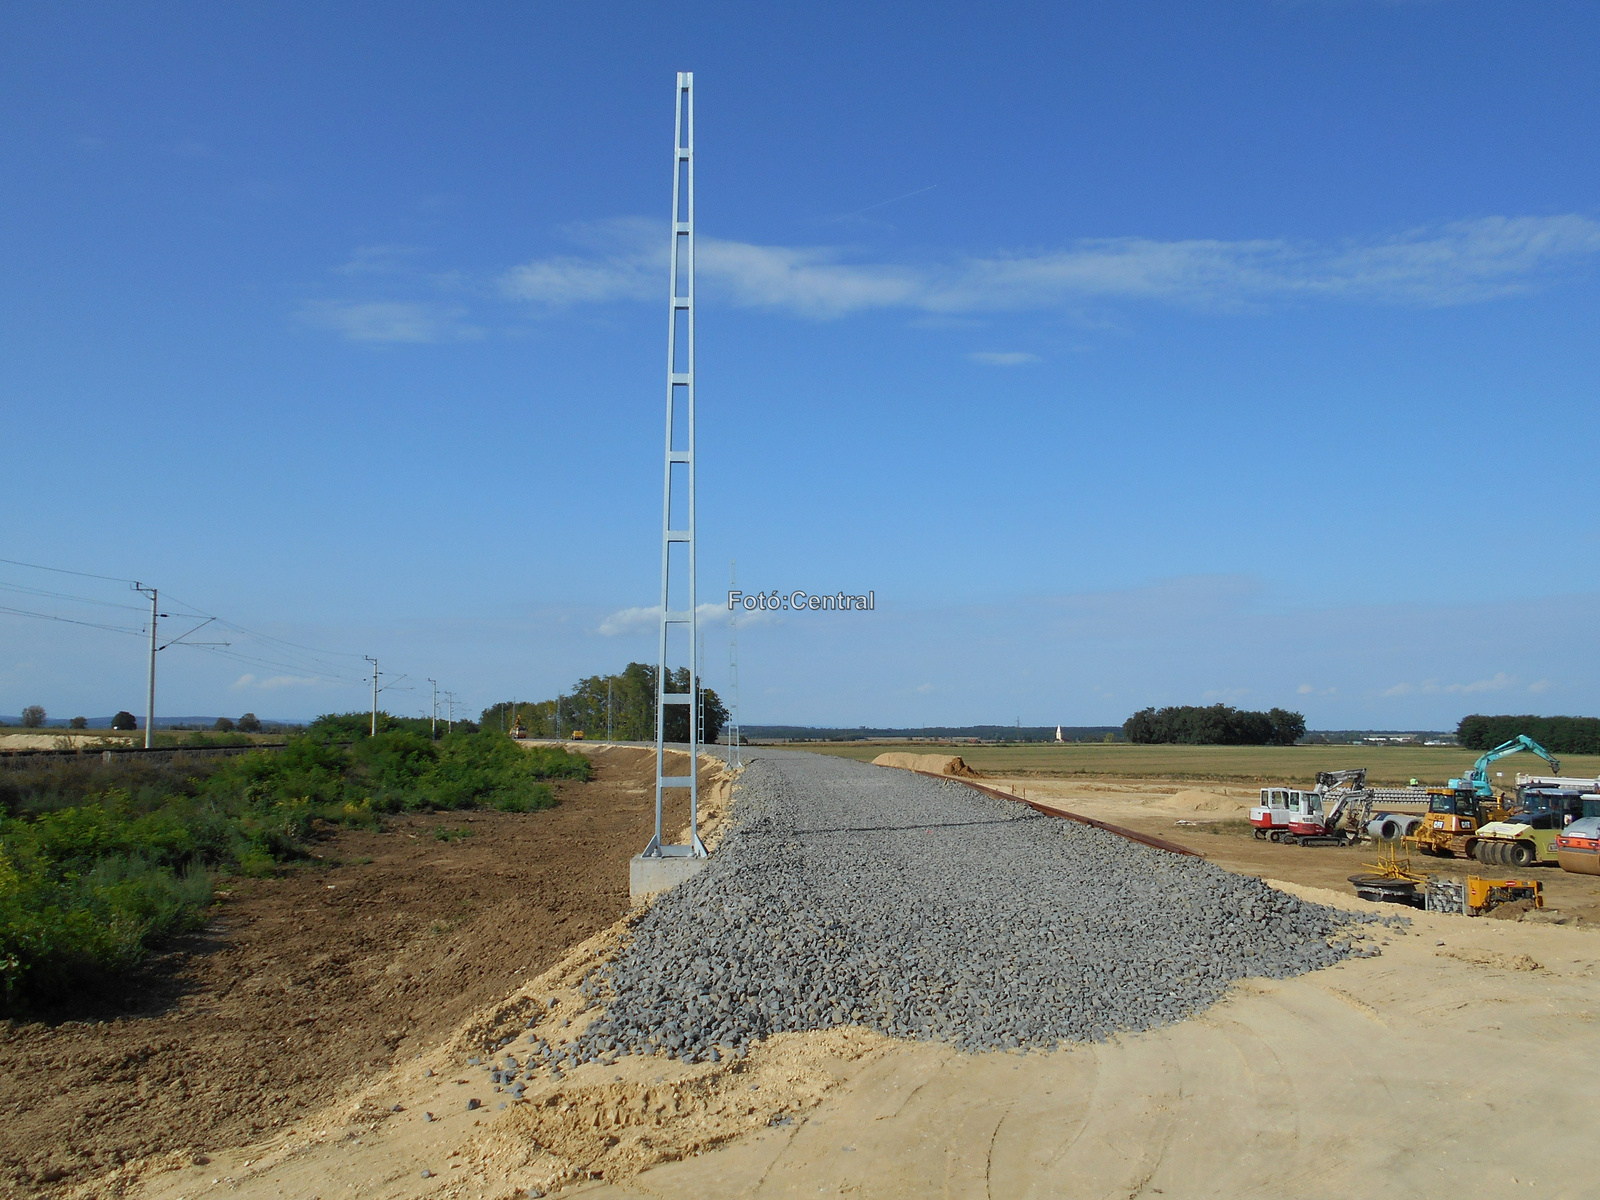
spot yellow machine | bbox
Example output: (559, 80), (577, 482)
(1466, 875), (1543, 915)
(570, 730), (585, 740)
(1412, 787), (1509, 858)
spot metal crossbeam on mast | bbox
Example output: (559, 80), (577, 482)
(644, 71), (705, 860)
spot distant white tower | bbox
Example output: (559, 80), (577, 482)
(1055, 725), (1064, 742)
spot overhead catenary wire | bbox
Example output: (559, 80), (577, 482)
(2, 557), (429, 713)
(0, 604), (145, 636)
(0, 581), (152, 612)
(0, 556), (139, 585)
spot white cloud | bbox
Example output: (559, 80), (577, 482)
(334, 244), (425, 276)
(500, 214), (1600, 320)
(1296, 683), (1315, 694)
(968, 351), (1041, 366)
(301, 300), (482, 344)
(597, 602), (729, 637)
(232, 672), (327, 690)
(916, 683), (935, 694)
(1529, 679), (1552, 693)
(1383, 672), (1517, 698)
(256, 675), (323, 690)
(596, 605), (658, 637)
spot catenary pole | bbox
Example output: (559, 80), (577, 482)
(645, 71), (703, 858)
(429, 678), (438, 738)
(365, 656), (379, 736)
(134, 584), (159, 748)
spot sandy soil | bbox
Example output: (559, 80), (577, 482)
(0, 732), (132, 751)
(869, 752), (976, 777)
(978, 773), (1600, 925)
(566, 886), (1600, 1199)
(0, 746), (725, 1200)
(20, 756), (1600, 1200)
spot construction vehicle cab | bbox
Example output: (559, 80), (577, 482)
(1413, 788), (1485, 858)
(1251, 788), (1322, 839)
(1251, 775), (1366, 845)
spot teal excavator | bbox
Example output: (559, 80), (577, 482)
(1449, 735), (1561, 801)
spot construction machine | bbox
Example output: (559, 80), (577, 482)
(1555, 817), (1600, 875)
(1424, 875), (1544, 916)
(1412, 787), (1491, 857)
(1250, 768), (1429, 846)
(1449, 736), (1561, 803)
(1515, 774), (1600, 820)
(1474, 808), (1564, 868)
(1251, 769), (1370, 845)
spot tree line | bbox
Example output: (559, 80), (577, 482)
(1123, 704), (1306, 746)
(482, 662), (728, 745)
(1457, 714), (1600, 755)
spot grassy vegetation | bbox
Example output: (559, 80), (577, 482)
(789, 741), (1600, 786)
(0, 721), (587, 1015)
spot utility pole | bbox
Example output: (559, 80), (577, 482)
(443, 690), (458, 733)
(134, 583), (161, 749)
(429, 678), (438, 739)
(607, 678), (613, 743)
(365, 656), (379, 737)
(727, 558), (741, 768)
(644, 72), (704, 860)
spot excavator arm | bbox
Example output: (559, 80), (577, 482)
(1316, 768), (1368, 790)
(1452, 736), (1561, 798)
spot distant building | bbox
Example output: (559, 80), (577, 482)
(1055, 725), (1064, 742)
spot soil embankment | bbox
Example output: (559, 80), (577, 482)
(870, 752), (976, 776)
(0, 746), (719, 1200)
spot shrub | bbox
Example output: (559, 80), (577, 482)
(0, 727), (589, 1015)
(111, 711), (137, 731)
(69, 716), (88, 731)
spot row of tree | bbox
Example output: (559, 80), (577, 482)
(1457, 714), (1600, 755)
(1123, 704), (1306, 746)
(8, 709), (262, 732)
(482, 662), (729, 745)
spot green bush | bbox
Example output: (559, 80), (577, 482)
(0, 723), (588, 1014)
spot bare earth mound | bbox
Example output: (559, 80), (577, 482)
(871, 752), (977, 777)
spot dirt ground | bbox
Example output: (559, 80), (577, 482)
(0, 745), (717, 1200)
(976, 773), (1600, 924)
(12, 754), (1600, 1199)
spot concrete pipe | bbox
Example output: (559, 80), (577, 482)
(1367, 815), (1403, 841)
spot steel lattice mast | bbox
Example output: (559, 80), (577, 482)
(644, 72), (705, 859)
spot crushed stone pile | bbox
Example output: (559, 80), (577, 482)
(532, 751), (1379, 1071)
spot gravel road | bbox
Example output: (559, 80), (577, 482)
(545, 751), (1374, 1069)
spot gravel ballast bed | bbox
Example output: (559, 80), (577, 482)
(542, 751), (1376, 1069)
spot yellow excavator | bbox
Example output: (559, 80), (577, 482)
(1412, 736), (1560, 858)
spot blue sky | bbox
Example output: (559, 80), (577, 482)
(2, 1), (1597, 730)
